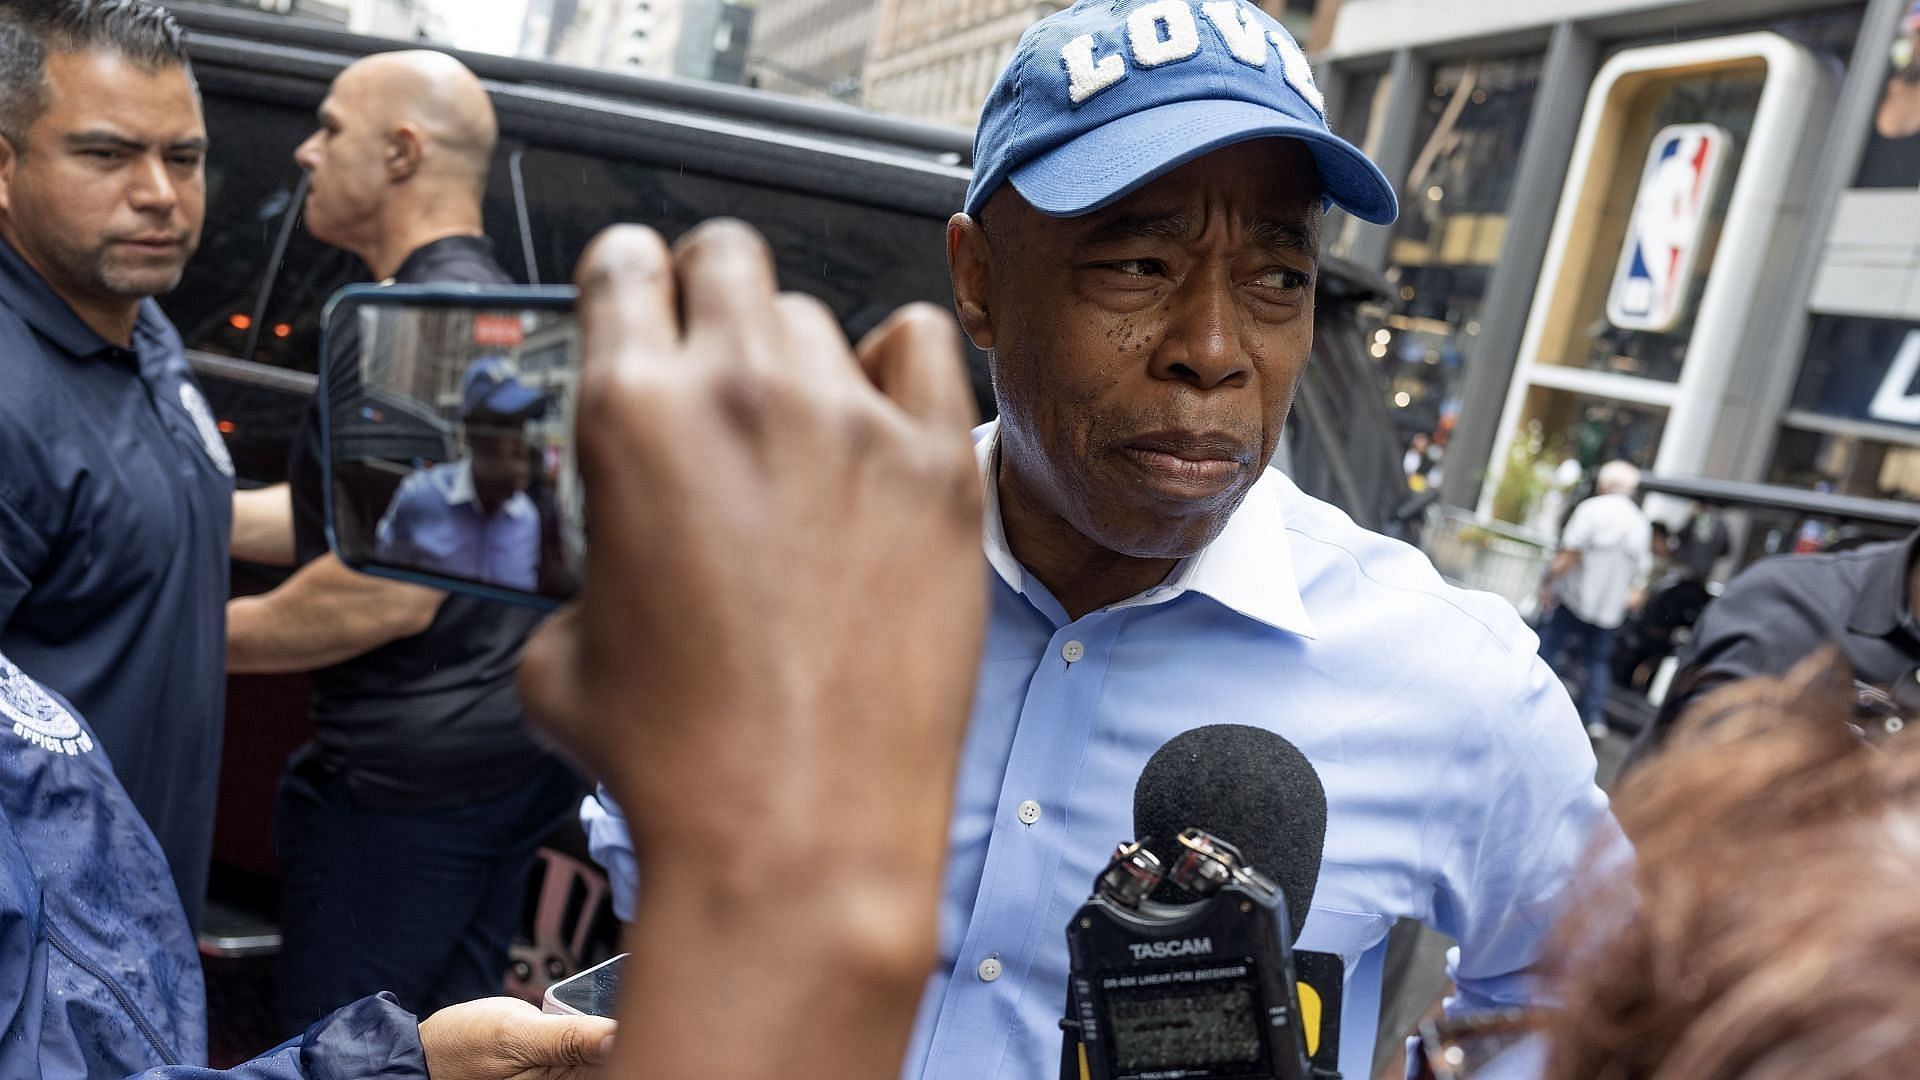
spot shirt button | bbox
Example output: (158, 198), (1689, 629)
(1062, 640), (1086, 663)
(1017, 799), (1042, 825)
(978, 956), (1003, 982)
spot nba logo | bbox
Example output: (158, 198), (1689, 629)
(1607, 123), (1729, 333)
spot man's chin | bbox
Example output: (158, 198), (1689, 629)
(100, 264), (190, 300)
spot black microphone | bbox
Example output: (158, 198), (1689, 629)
(1132, 723), (1328, 943)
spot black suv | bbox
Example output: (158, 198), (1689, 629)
(166, 0), (1415, 1004)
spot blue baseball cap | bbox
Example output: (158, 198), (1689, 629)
(964, 0), (1397, 224)
(460, 356), (548, 420)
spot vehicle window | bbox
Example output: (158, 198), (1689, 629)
(514, 145), (994, 414)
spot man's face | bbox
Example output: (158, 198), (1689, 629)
(975, 139), (1322, 560)
(467, 420), (531, 516)
(294, 67), (387, 252)
(0, 50), (206, 305)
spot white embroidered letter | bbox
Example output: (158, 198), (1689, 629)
(1202, 2), (1268, 67)
(1128, 0), (1201, 68)
(1269, 29), (1324, 114)
(1062, 33), (1125, 103)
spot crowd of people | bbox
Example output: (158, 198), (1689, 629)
(1, 1), (1918, 1079)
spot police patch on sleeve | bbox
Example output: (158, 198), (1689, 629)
(179, 382), (237, 478)
(0, 654), (93, 756)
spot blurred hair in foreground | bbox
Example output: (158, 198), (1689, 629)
(1544, 649), (1920, 1080)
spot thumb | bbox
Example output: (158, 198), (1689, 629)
(513, 1011), (618, 1069)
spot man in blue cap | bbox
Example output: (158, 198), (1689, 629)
(923, 1), (1613, 1075)
(585, 1), (1618, 1075)
(375, 357), (547, 592)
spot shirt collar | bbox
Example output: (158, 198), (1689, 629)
(442, 458), (535, 521)
(0, 236), (115, 358)
(974, 419), (1316, 639)
(392, 234), (497, 284)
(1848, 528), (1920, 638)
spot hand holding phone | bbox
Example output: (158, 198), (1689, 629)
(514, 221), (985, 1079)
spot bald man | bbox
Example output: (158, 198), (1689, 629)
(225, 50), (579, 1034)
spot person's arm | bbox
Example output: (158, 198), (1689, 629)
(1542, 549), (1579, 588)
(1621, 561), (1808, 772)
(1429, 648), (1622, 1019)
(517, 221), (984, 1080)
(116, 992), (614, 1080)
(227, 553), (445, 674)
(230, 484), (295, 567)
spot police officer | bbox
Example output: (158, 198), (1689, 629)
(0, 646), (615, 1079)
(0, 0), (268, 931)
(223, 51), (579, 1033)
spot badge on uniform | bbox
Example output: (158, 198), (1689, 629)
(178, 382), (236, 478)
(0, 655), (92, 756)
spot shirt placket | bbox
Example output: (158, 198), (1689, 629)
(920, 609), (1123, 1079)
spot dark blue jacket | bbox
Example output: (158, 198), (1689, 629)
(0, 651), (427, 1078)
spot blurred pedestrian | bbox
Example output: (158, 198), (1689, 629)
(1537, 460), (1653, 738)
(223, 50), (578, 1033)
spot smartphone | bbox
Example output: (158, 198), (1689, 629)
(317, 283), (582, 609)
(543, 952), (627, 1017)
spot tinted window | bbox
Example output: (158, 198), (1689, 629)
(515, 146), (993, 412)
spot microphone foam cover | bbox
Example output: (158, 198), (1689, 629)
(1133, 724), (1327, 942)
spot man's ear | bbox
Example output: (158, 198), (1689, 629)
(386, 124), (423, 182)
(946, 212), (996, 351)
(0, 135), (19, 218)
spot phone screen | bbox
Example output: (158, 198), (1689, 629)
(319, 285), (581, 608)
(544, 953), (626, 1017)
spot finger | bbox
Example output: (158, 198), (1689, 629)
(575, 224), (679, 363)
(772, 291), (861, 384)
(854, 303), (977, 433)
(516, 1013), (620, 1067)
(674, 219), (779, 354)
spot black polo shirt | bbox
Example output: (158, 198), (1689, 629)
(286, 236), (557, 811)
(0, 236), (235, 929)
(1630, 530), (1920, 764)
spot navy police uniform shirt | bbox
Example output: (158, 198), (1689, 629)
(0, 236), (234, 932)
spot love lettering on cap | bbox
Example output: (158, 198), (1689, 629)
(1059, 0), (1325, 112)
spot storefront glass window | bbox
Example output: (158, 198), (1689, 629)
(1768, 314), (1920, 502)
(1532, 67), (1764, 384)
(1494, 387), (1667, 529)
(1375, 55), (1540, 485)
(1326, 68), (1392, 261)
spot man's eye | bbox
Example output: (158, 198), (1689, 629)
(1253, 268), (1310, 291)
(82, 148), (124, 161)
(1102, 259), (1165, 278)
(171, 154), (203, 168)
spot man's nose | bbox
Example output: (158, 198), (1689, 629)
(127, 154), (179, 216)
(1149, 272), (1248, 390)
(293, 133), (318, 171)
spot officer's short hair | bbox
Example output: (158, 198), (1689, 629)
(0, 0), (195, 154)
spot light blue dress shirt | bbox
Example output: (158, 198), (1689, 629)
(375, 458), (540, 592)
(582, 420), (1616, 1079)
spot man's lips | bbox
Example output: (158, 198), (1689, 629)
(116, 235), (185, 252)
(1117, 432), (1250, 495)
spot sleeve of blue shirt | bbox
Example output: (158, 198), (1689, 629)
(580, 785), (639, 922)
(0, 481), (49, 628)
(120, 993), (427, 1080)
(1429, 645), (1623, 1017)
